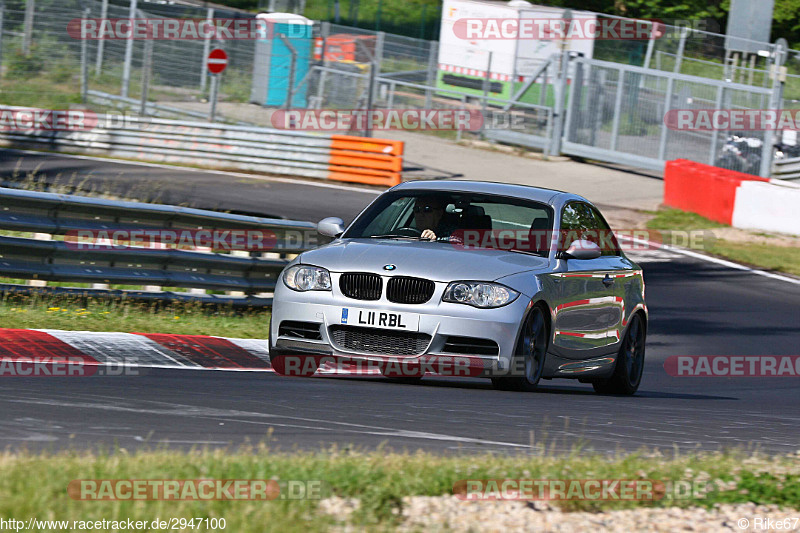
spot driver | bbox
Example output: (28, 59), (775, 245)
(414, 196), (455, 241)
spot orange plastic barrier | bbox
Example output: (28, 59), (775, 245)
(327, 135), (404, 187)
(664, 159), (769, 225)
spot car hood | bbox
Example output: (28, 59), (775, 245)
(299, 239), (550, 282)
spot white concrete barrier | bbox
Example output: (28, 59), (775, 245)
(732, 180), (800, 236)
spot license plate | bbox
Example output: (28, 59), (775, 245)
(340, 307), (420, 332)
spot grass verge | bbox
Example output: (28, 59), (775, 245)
(646, 208), (800, 277)
(0, 294), (270, 338)
(0, 448), (798, 531)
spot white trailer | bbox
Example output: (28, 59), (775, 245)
(437, 0), (595, 101)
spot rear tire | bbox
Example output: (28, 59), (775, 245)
(492, 306), (548, 392)
(592, 313), (646, 395)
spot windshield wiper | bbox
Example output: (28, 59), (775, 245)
(368, 234), (425, 240)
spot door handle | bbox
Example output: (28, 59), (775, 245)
(602, 275), (615, 288)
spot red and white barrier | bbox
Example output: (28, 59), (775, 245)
(664, 160), (800, 236)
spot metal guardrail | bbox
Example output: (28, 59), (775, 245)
(772, 156), (800, 180)
(0, 187), (319, 305)
(0, 112), (404, 187)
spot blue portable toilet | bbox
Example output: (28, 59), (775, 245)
(250, 13), (313, 108)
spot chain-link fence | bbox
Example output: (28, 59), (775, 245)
(0, 0), (796, 177)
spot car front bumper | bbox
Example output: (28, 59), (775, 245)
(270, 281), (531, 375)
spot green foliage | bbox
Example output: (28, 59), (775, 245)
(5, 47), (46, 80)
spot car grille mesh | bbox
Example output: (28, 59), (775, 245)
(330, 326), (431, 356)
(387, 276), (436, 304)
(339, 272), (382, 301)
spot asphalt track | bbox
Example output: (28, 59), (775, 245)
(1, 151), (799, 455)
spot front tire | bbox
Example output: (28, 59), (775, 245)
(593, 313), (646, 395)
(492, 306), (548, 392)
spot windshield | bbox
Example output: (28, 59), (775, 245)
(343, 191), (554, 256)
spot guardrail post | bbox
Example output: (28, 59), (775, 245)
(95, 0), (108, 76)
(227, 250), (250, 297)
(26, 232), (51, 287)
(22, 0), (33, 55)
(200, 7), (214, 94)
(121, 0), (137, 98)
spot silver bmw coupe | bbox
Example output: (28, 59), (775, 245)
(269, 181), (647, 394)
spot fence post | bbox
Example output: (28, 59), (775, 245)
(550, 48), (570, 156)
(538, 62), (549, 109)
(657, 76), (674, 161)
(609, 68), (625, 151)
(22, 0), (33, 55)
(121, 0), (137, 98)
(200, 7), (214, 93)
(425, 41), (438, 109)
(708, 85), (724, 165)
(278, 33), (298, 110)
(140, 38), (153, 116)
(373, 31), (385, 101)
(674, 27), (688, 74)
(365, 57), (377, 137)
(95, 0), (108, 76)
(481, 52), (493, 139)
(760, 42), (787, 177)
(81, 8), (89, 104)
(0, 3), (5, 80)
(208, 74), (219, 122)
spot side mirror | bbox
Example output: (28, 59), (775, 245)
(317, 217), (345, 238)
(558, 239), (602, 260)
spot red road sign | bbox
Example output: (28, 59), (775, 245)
(207, 48), (228, 74)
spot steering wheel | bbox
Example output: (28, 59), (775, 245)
(393, 226), (423, 237)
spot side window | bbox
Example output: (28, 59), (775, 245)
(560, 202), (595, 250)
(584, 204), (620, 256)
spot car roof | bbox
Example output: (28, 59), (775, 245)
(391, 180), (587, 206)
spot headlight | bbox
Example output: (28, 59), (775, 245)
(442, 281), (519, 308)
(283, 265), (332, 292)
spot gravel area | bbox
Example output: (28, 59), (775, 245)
(320, 497), (800, 532)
